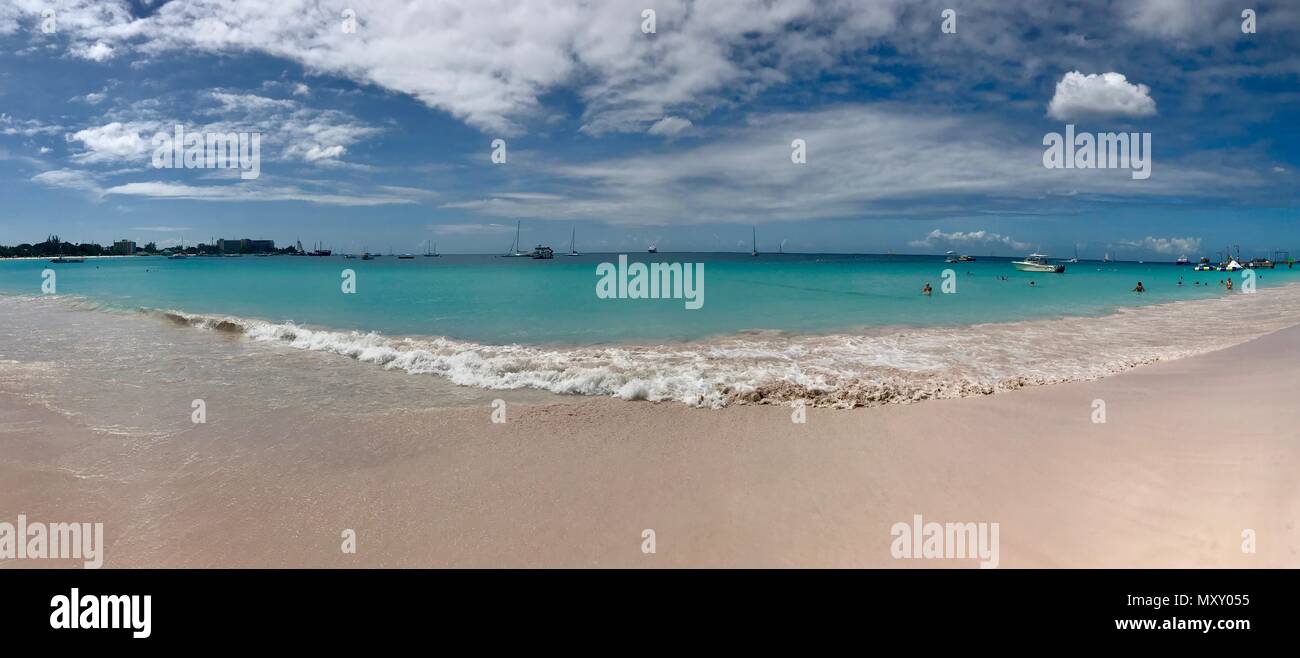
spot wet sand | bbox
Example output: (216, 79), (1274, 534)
(2, 324), (1298, 568)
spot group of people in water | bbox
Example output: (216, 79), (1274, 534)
(922, 273), (1247, 296)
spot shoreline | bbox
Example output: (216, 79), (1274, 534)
(2, 319), (1298, 567)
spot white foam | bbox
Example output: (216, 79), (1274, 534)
(145, 284), (1300, 408)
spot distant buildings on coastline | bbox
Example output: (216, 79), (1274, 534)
(0, 235), (286, 258)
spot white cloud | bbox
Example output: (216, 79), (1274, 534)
(909, 229), (1032, 252)
(1047, 71), (1157, 121)
(1116, 235), (1201, 255)
(102, 181), (417, 206)
(647, 116), (693, 137)
(67, 121), (155, 163)
(72, 41), (116, 62)
(31, 169), (103, 195)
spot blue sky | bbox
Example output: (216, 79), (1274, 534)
(1, 0), (1297, 258)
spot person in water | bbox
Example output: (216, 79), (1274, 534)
(1226, 278), (1234, 291)
(1029, 280), (1036, 287)
(922, 283), (932, 296)
(1133, 281), (1145, 293)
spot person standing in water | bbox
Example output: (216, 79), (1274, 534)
(1133, 281), (1145, 293)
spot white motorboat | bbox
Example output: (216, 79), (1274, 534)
(1011, 253), (1065, 273)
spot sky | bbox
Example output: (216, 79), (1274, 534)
(0, 0), (1297, 259)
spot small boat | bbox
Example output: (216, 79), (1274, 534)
(502, 221), (530, 257)
(1102, 252), (1111, 263)
(166, 253), (188, 260)
(530, 245), (555, 259)
(1066, 246), (1079, 264)
(1012, 253), (1065, 273)
(50, 256), (85, 263)
(343, 254), (357, 259)
(1175, 255), (1190, 266)
(1193, 257), (1215, 271)
(361, 252), (374, 260)
(647, 245), (658, 254)
(566, 228), (581, 256)
(944, 251), (976, 263)
(398, 254), (415, 259)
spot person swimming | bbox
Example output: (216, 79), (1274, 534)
(1133, 281), (1145, 292)
(922, 283), (932, 296)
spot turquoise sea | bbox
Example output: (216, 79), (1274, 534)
(3, 253), (1299, 408)
(1, 253), (1293, 344)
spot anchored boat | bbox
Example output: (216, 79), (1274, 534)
(1011, 253), (1065, 273)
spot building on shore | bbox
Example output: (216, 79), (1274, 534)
(112, 239), (136, 256)
(217, 238), (276, 254)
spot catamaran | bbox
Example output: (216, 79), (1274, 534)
(502, 221), (530, 257)
(1175, 255), (1190, 265)
(566, 227), (581, 256)
(1012, 253), (1065, 273)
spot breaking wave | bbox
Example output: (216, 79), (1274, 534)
(142, 283), (1300, 408)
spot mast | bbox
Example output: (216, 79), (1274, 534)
(751, 226), (758, 256)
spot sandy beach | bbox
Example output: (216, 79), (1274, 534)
(3, 315), (1297, 568)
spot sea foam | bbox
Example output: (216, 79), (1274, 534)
(145, 283), (1300, 408)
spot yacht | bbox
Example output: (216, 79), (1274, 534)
(1012, 253), (1065, 273)
(944, 251), (976, 263)
(530, 245), (555, 259)
(566, 228), (581, 256)
(647, 245), (657, 254)
(1175, 255), (1190, 266)
(1245, 257), (1274, 269)
(502, 221), (530, 257)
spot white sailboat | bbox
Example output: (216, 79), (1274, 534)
(566, 227), (581, 256)
(502, 221), (530, 257)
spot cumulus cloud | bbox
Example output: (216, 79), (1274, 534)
(67, 121), (154, 163)
(1116, 235), (1201, 255)
(71, 41), (116, 62)
(1047, 71), (1157, 121)
(909, 229), (1031, 252)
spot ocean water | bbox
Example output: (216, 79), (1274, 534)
(2, 253), (1298, 408)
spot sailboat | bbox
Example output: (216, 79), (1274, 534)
(1102, 251), (1112, 263)
(502, 221), (530, 257)
(168, 237), (189, 259)
(566, 227), (581, 256)
(1066, 245), (1079, 263)
(424, 241), (440, 257)
(750, 226), (758, 257)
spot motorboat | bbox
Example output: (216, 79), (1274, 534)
(1011, 253), (1065, 273)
